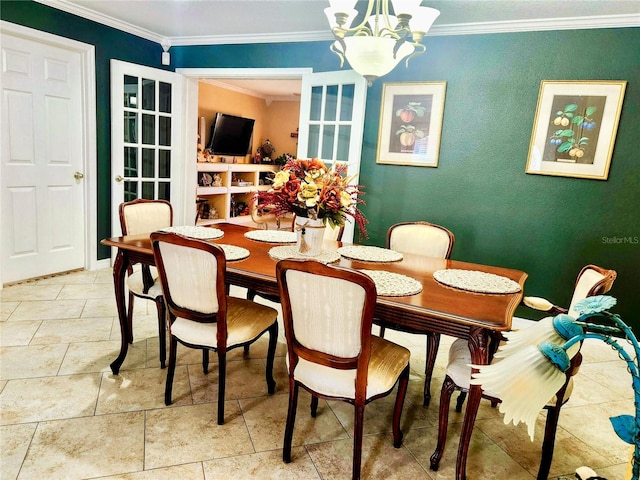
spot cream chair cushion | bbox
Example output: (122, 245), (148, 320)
(126, 267), (163, 299)
(323, 224), (342, 241)
(389, 224), (451, 258)
(171, 296), (278, 348)
(290, 336), (410, 399)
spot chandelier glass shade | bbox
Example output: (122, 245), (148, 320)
(325, 0), (440, 85)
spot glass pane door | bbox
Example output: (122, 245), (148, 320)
(122, 75), (173, 202)
(110, 60), (183, 240)
(297, 70), (367, 242)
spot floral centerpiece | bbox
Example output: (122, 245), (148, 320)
(252, 156), (368, 239)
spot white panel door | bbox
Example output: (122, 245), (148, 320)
(297, 70), (367, 242)
(110, 60), (184, 239)
(1, 32), (85, 283)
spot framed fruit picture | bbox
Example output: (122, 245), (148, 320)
(525, 80), (627, 180)
(376, 82), (447, 167)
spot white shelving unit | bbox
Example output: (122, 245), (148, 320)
(196, 163), (278, 226)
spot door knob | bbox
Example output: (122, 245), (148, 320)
(74, 171), (85, 180)
(115, 175), (124, 183)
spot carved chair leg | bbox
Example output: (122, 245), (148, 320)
(424, 333), (441, 407)
(283, 382), (299, 463)
(537, 403), (563, 479)
(430, 376), (457, 471)
(155, 298), (167, 369)
(217, 351), (226, 425)
(353, 404), (365, 480)
(265, 322), (278, 394)
(310, 395), (319, 417)
(202, 349), (209, 374)
(127, 291), (135, 343)
(164, 335), (178, 406)
(392, 366), (410, 448)
(455, 391), (467, 413)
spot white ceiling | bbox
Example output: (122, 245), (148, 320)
(35, 0), (639, 99)
(37, 0), (640, 45)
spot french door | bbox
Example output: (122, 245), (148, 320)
(110, 60), (184, 238)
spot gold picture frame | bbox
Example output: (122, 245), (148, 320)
(525, 80), (627, 180)
(376, 82), (446, 167)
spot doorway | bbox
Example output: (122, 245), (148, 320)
(177, 68), (367, 242)
(0, 21), (97, 286)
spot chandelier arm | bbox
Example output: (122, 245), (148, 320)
(337, 0), (377, 35)
(402, 43), (426, 67)
(329, 39), (346, 68)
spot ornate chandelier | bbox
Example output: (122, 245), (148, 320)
(325, 0), (440, 85)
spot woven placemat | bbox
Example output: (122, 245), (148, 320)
(433, 269), (521, 294)
(218, 244), (250, 262)
(359, 270), (422, 297)
(244, 230), (297, 243)
(337, 245), (403, 262)
(268, 246), (340, 264)
(160, 226), (224, 240)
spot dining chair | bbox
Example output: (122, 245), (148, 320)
(431, 335), (584, 479)
(276, 259), (411, 480)
(377, 221), (455, 407)
(151, 231), (279, 425)
(119, 198), (173, 368)
(430, 264), (616, 479)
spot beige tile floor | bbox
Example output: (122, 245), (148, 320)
(0, 268), (633, 480)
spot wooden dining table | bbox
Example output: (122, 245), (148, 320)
(101, 222), (526, 480)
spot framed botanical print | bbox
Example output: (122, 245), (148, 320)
(376, 82), (446, 167)
(525, 80), (627, 180)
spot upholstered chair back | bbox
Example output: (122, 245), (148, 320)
(285, 269), (367, 358)
(323, 224), (345, 242)
(154, 240), (221, 314)
(151, 232), (228, 330)
(120, 199), (173, 235)
(567, 265), (617, 317)
(387, 221), (454, 259)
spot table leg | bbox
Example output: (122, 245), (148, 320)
(456, 327), (490, 480)
(110, 250), (130, 375)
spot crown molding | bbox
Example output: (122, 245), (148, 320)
(34, 0), (166, 44)
(430, 14), (640, 36)
(35, 0), (639, 48)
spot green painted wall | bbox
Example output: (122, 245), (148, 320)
(2, 1), (638, 327)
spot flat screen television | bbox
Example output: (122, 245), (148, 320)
(206, 113), (255, 157)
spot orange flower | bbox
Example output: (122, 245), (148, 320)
(320, 186), (342, 213)
(281, 178), (301, 203)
